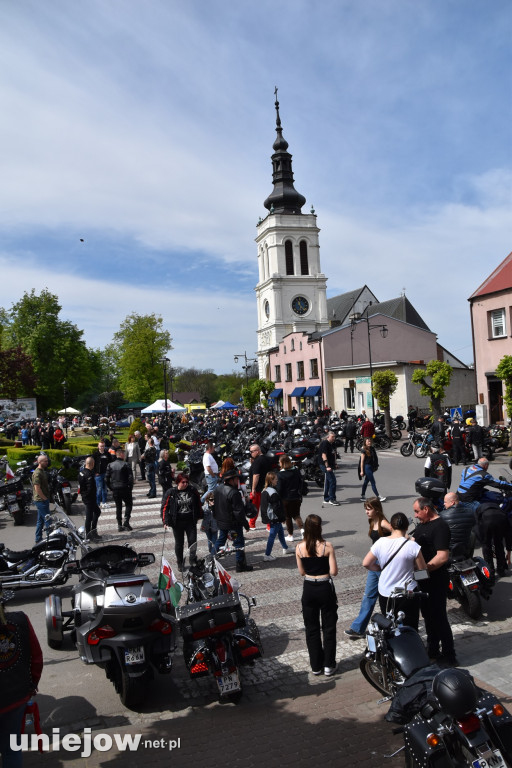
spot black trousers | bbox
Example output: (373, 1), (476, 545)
(172, 519), (197, 569)
(112, 487), (133, 524)
(84, 499), (101, 535)
(481, 516), (509, 574)
(420, 572), (455, 657)
(344, 437), (355, 453)
(379, 593), (419, 631)
(452, 439), (464, 464)
(301, 580), (338, 671)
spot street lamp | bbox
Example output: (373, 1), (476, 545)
(349, 312), (388, 420)
(234, 351), (257, 387)
(159, 358), (170, 426)
(61, 380), (68, 437)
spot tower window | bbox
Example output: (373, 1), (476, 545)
(300, 241), (308, 275)
(285, 240), (294, 275)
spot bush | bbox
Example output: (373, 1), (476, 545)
(6, 447), (41, 464)
(129, 418), (146, 437)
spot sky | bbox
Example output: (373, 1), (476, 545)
(1, 0), (511, 373)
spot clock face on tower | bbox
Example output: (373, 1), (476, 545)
(292, 296), (309, 316)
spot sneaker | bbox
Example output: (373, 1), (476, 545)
(311, 670), (322, 676)
(123, 522), (133, 531)
(344, 628), (364, 640)
(327, 500), (340, 506)
(282, 548), (292, 555)
(379, 496), (387, 502)
(360, 496), (366, 502)
(118, 525), (125, 532)
(300, 528), (305, 537)
(324, 666), (337, 676)
(263, 554), (276, 562)
(285, 535), (294, 542)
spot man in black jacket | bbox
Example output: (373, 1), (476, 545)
(79, 456), (102, 539)
(214, 469), (253, 572)
(93, 440), (112, 506)
(344, 418), (357, 453)
(441, 492), (476, 557)
(105, 447), (134, 532)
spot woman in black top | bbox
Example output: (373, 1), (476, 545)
(296, 514), (338, 676)
(276, 455), (304, 542)
(359, 438), (386, 502)
(161, 473), (201, 571)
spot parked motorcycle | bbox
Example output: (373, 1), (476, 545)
(176, 553), (263, 701)
(46, 462), (75, 516)
(0, 459), (32, 526)
(400, 431), (426, 457)
(0, 508), (88, 588)
(46, 545), (175, 707)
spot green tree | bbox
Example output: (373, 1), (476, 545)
(114, 313), (172, 402)
(241, 379), (274, 410)
(495, 355), (512, 441)
(372, 370), (398, 437)
(411, 360), (453, 417)
(0, 346), (37, 400)
(173, 367), (220, 406)
(5, 289), (95, 410)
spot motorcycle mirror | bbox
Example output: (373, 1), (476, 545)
(137, 553), (156, 567)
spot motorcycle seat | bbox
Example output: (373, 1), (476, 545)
(371, 613), (393, 631)
(2, 548), (33, 562)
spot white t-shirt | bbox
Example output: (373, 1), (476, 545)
(371, 537), (421, 597)
(203, 452), (218, 476)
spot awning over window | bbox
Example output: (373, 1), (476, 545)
(268, 389), (283, 399)
(290, 387), (306, 397)
(304, 386), (322, 397)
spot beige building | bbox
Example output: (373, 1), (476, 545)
(469, 251), (512, 425)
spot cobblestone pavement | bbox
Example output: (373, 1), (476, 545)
(5, 472), (512, 768)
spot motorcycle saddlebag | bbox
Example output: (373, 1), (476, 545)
(415, 476), (446, 500)
(404, 715), (453, 768)
(477, 690), (512, 762)
(387, 626), (431, 679)
(176, 593), (245, 640)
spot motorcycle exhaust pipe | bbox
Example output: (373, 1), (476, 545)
(0, 566), (66, 589)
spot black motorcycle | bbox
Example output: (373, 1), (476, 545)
(176, 553), (263, 701)
(46, 545), (175, 708)
(0, 508), (88, 588)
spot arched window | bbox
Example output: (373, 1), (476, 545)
(300, 241), (309, 275)
(285, 240), (294, 275)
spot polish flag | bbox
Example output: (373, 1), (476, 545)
(215, 559), (240, 594)
(5, 465), (15, 480)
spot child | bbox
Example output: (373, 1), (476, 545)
(260, 472), (293, 561)
(201, 491), (218, 554)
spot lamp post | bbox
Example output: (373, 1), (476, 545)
(234, 351), (257, 387)
(160, 358), (170, 426)
(349, 313), (388, 420)
(61, 380), (68, 437)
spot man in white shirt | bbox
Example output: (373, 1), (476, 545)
(202, 442), (219, 501)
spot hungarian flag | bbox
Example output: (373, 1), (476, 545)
(158, 557), (183, 607)
(215, 559), (240, 594)
(5, 465), (15, 480)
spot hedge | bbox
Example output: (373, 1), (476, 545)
(5, 448), (78, 467)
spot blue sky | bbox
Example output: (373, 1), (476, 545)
(1, 0), (510, 372)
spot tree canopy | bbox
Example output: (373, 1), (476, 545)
(411, 360), (453, 417)
(113, 313), (172, 403)
(495, 355), (512, 426)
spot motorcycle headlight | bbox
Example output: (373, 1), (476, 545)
(77, 525), (86, 538)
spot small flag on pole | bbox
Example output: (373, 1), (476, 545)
(158, 557), (183, 607)
(215, 559), (240, 594)
(5, 465), (15, 480)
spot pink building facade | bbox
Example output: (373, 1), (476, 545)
(268, 331), (323, 414)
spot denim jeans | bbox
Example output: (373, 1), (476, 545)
(147, 464), (156, 497)
(215, 525), (245, 564)
(265, 522), (288, 556)
(95, 474), (108, 505)
(320, 466), (337, 502)
(201, 474), (218, 503)
(362, 465), (378, 497)
(206, 528), (218, 554)
(350, 570), (380, 634)
(35, 499), (50, 543)
(0, 703), (26, 768)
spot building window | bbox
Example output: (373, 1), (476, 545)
(274, 365), (281, 382)
(297, 361), (304, 380)
(310, 358), (319, 378)
(291, 338), (295, 351)
(285, 363), (292, 382)
(300, 240), (308, 275)
(284, 345), (286, 354)
(285, 240), (294, 275)
(344, 387), (355, 410)
(299, 341), (302, 350)
(490, 308), (506, 338)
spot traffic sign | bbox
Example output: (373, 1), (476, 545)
(450, 407), (463, 421)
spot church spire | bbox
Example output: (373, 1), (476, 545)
(263, 88), (306, 215)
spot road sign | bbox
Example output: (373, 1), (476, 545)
(450, 407), (463, 421)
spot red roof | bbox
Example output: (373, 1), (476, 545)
(470, 251), (512, 299)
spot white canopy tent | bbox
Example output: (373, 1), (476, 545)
(58, 407), (80, 415)
(141, 399), (186, 413)
(211, 400), (225, 409)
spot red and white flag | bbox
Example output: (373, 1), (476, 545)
(5, 465), (15, 480)
(215, 559), (240, 594)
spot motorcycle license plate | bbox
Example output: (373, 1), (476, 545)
(472, 749), (506, 767)
(124, 646), (145, 665)
(9, 504), (20, 513)
(461, 572), (479, 586)
(62, 487), (71, 494)
(216, 671), (241, 695)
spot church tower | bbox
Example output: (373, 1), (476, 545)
(255, 91), (329, 379)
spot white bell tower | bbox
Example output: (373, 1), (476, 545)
(255, 91), (329, 379)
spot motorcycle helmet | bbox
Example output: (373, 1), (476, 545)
(293, 428), (302, 437)
(61, 456), (73, 469)
(432, 669), (478, 719)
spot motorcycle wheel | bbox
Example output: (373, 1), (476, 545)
(400, 443), (413, 457)
(414, 445), (428, 458)
(355, 438), (364, 452)
(45, 594), (64, 650)
(359, 656), (394, 697)
(460, 589), (482, 620)
(314, 469), (324, 488)
(391, 429), (402, 441)
(13, 507), (24, 526)
(376, 435), (391, 450)
(63, 494), (73, 516)
(119, 668), (148, 708)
